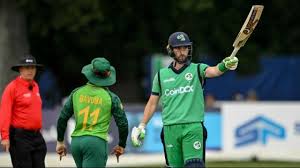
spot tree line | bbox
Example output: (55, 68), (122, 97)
(10, 0), (300, 101)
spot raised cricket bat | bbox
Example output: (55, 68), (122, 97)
(229, 5), (264, 58)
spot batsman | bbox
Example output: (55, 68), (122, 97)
(131, 32), (238, 167)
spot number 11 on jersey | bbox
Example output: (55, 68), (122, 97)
(79, 106), (101, 130)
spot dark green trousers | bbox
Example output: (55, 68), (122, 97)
(164, 122), (204, 167)
(71, 136), (108, 168)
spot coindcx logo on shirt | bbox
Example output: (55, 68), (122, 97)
(164, 85), (194, 96)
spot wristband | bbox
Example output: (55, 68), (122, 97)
(139, 123), (146, 129)
(217, 62), (228, 72)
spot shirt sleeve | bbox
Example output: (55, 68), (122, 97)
(0, 83), (15, 140)
(110, 91), (128, 148)
(151, 73), (160, 95)
(56, 91), (76, 142)
(200, 63), (209, 78)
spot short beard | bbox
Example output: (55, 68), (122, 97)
(174, 56), (188, 64)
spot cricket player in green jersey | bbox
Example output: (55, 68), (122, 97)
(131, 32), (238, 168)
(56, 57), (128, 167)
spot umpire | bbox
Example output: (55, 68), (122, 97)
(0, 55), (47, 168)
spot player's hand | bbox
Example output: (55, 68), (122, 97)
(111, 145), (125, 163)
(131, 123), (146, 147)
(56, 141), (67, 160)
(1, 139), (10, 152)
(223, 56), (239, 70)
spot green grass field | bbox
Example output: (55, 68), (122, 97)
(206, 161), (300, 167)
(146, 161), (300, 168)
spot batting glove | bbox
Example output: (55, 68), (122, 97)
(131, 123), (146, 147)
(223, 56), (239, 70)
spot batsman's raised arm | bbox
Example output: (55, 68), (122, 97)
(205, 56), (239, 78)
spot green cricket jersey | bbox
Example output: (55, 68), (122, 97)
(57, 83), (128, 148)
(152, 62), (208, 125)
(71, 83), (112, 140)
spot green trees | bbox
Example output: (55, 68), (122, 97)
(0, 0), (28, 94)
(15, 0), (300, 100)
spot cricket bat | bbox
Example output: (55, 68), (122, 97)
(229, 5), (264, 58)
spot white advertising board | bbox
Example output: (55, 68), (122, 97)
(222, 102), (300, 160)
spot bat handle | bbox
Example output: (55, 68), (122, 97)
(230, 47), (240, 58)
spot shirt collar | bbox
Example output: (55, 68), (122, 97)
(168, 61), (191, 74)
(16, 76), (35, 87)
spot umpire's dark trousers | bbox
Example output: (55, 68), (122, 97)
(9, 127), (47, 168)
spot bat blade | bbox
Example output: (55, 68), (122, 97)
(230, 5), (264, 58)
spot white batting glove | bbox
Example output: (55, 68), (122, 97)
(131, 123), (146, 147)
(223, 56), (239, 70)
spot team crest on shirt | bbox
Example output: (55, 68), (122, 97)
(185, 73), (193, 81)
(193, 141), (202, 150)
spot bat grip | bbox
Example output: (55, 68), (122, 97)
(230, 47), (240, 58)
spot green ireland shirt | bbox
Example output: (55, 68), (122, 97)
(152, 63), (208, 125)
(57, 83), (128, 148)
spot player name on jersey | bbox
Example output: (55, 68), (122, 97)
(79, 95), (103, 105)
